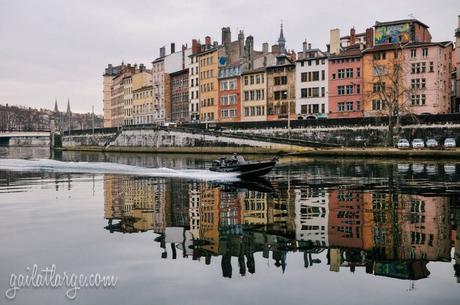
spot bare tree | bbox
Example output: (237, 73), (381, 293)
(367, 47), (418, 146)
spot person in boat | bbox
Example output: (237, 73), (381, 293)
(232, 153), (246, 164)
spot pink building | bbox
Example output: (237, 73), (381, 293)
(328, 45), (365, 118)
(403, 42), (453, 115)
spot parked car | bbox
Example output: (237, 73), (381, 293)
(426, 139), (438, 148)
(397, 138), (410, 149)
(443, 138), (457, 148)
(412, 138), (425, 149)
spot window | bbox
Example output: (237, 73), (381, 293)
(411, 78), (426, 89)
(274, 76), (287, 85)
(356, 84), (361, 94)
(312, 72), (319, 81)
(357, 68), (361, 77)
(410, 49), (417, 58)
(321, 87), (325, 97)
(312, 87), (320, 97)
(411, 94), (426, 106)
(274, 90), (288, 99)
(256, 75), (261, 84)
(250, 75), (254, 84)
(332, 73), (336, 80)
(422, 48), (428, 57)
(411, 62), (427, 74)
(301, 88), (308, 98)
(429, 62), (434, 72)
(244, 76), (248, 85)
(373, 82), (385, 93)
(301, 72), (308, 82)
(346, 68), (353, 78)
(321, 70), (325, 81)
(373, 52), (386, 60)
(339, 102), (347, 112)
(346, 102), (353, 111)
(345, 85), (353, 94)
(338, 69), (346, 79)
(372, 99), (386, 111)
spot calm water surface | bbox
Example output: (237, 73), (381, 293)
(0, 147), (459, 305)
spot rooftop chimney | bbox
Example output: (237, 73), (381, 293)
(205, 36), (211, 46)
(238, 30), (245, 60)
(192, 39), (200, 54)
(245, 35), (254, 70)
(350, 27), (356, 45)
(330, 28), (340, 55)
(222, 27), (231, 48)
(171, 42), (175, 54)
(365, 27), (374, 48)
(308, 43), (312, 50)
(160, 46), (166, 58)
(262, 42), (269, 54)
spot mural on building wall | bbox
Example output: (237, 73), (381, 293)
(375, 23), (411, 45)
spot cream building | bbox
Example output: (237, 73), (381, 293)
(123, 75), (133, 125)
(132, 67), (153, 124)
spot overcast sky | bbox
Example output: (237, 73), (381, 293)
(0, 0), (458, 114)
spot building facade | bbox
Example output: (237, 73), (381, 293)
(189, 39), (201, 122)
(132, 67), (153, 124)
(198, 40), (221, 123)
(241, 68), (267, 121)
(402, 42), (453, 115)
(328, 45), (364, 118)
(296, 45), (328, 117)
(266, 55), (296, 121)
(218, 65), (241, 122)
(363, 19), (452, 116)
(103, 64), (124, 128)
(170, 69), (189, 123)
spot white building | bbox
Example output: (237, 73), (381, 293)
(152, 44), (192, 124)
(189, 53), (200, 122)
(295, 43), (328, 117)
(294, 187), (329, 247)
(152, 52), (165, 124)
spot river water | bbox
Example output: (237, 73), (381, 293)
(0, 147), (459, 305)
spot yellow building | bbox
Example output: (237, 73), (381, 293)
(241, 68), (267, 121)
(199, 184), (221, 254)
(198, 46), (221, 122)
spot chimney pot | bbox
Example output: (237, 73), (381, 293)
(171, 42), (175, 54)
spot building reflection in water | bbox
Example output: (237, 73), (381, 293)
(103, 174), (459, 282)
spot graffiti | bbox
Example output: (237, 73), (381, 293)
(375, 23), (412, 45)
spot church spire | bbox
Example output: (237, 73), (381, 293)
(278, 22), (286, 53)
(54, 98), (59, 113)
(66, 98), (71, 114)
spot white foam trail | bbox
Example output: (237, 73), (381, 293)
(0, 159), (240, 181)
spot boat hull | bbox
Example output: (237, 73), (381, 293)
(209, 160), (276, 177)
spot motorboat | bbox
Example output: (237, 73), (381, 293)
(209, 154), (278, 178)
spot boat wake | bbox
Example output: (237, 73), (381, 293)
(0, 159), (240, 181)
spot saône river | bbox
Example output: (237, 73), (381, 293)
(1, 147), (459, 305)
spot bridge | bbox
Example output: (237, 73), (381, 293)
(0, 131), (51, 146)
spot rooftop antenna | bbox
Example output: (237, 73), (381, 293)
(408, 13), (416, 19)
